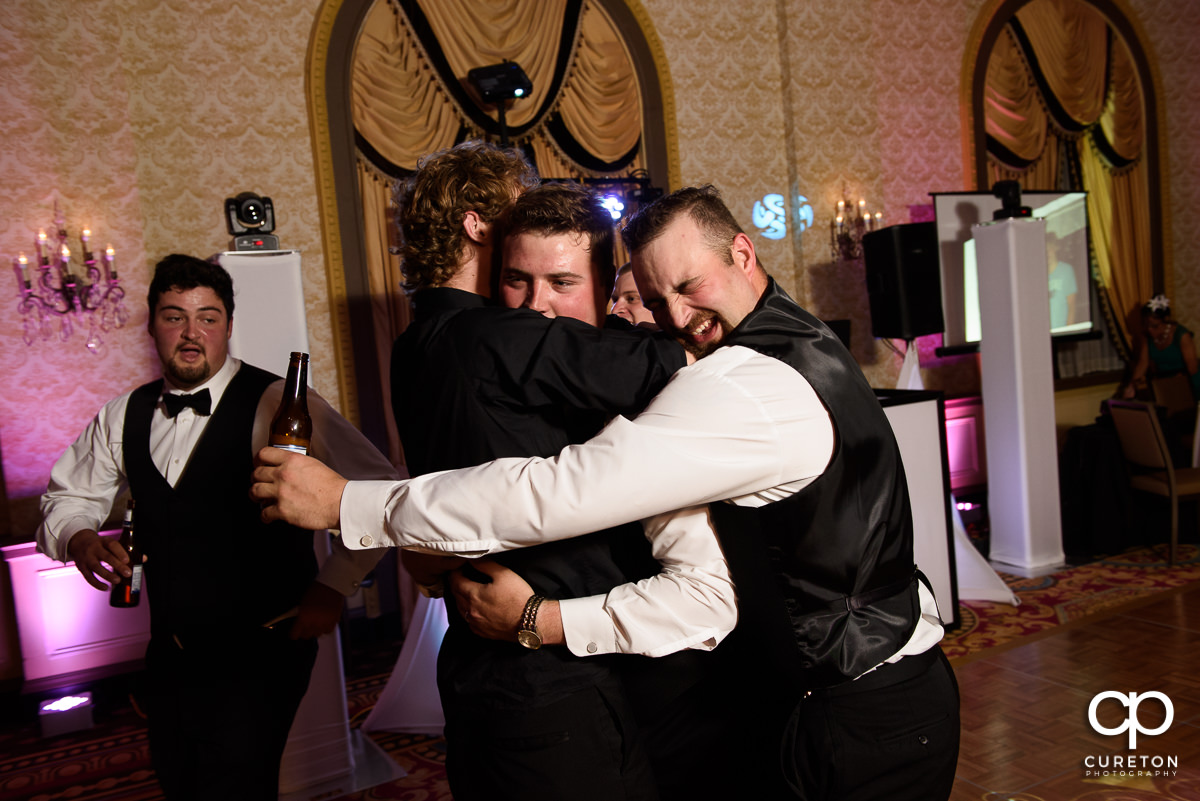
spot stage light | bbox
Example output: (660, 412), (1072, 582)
(39, 691), (94, 737)
(467, 61), (533, 103)
(224, 192), (279, 251)
(600, 194), (625, 220)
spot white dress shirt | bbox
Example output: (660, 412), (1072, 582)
(341, 345), (944, 664)
(38, 357), (399, 595)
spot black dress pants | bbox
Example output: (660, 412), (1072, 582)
(443, 677), (658, 801)
(780, 647), (961, 801)
(142, 627), (318, 801)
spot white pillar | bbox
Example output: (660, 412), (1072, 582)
(973, 218), (1065, 574)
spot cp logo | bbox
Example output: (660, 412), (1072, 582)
(1088, 691), (1173, 749)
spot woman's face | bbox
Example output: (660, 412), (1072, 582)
(1147, 316), (1170, 339)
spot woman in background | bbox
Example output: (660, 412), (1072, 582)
(1123, 294), (1200, 400)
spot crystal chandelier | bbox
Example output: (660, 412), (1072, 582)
(829, 190), (884, 261)
(12, 202), (127, 354)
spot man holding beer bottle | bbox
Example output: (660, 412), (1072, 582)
(37, 253), (397, 801)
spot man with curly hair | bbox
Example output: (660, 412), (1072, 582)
(382, 142), (700, 800)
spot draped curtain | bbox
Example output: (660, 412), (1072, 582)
(982, 0), (1150, 370)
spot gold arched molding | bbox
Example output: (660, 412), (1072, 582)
(620, 0), (682, 190)
(959, 0), (1170, 293)
(307, 0), (361, 424)
(305, 0), (680, 427)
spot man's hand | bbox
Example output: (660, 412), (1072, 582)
(449, 560), (537, 641)
(250, 447), (347, 530)
(67, 530), (130, 591)
(291, 581), (346, 640)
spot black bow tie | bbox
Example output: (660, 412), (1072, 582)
(163, 389), (212, 418)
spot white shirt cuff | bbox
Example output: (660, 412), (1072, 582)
(560, 595), (618, 656)
(339, 480), (401, 550)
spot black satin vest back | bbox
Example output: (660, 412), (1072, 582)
(711, 280), (919, 689)
(123, 363), (316, 637)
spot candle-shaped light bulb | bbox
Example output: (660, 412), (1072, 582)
(82, 228), (90, 244)
(858, 199), (866, 218)
(13, 254), (29, 291)
(37, 229), (48, 264)
(60, 244), (71, 274)
(105, 245), (116, 280)
(837, 200), (846, 213)
(81, 228), (93, 260)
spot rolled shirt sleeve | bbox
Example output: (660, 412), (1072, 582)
(37, 396), (130, 563)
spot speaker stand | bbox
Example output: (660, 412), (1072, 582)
(973, 217), (1065, 575)
(896, 339), (924, 390)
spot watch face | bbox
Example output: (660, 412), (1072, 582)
(517, 629), (543, 650)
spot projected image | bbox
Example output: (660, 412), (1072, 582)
(936, 192), (1091, 347)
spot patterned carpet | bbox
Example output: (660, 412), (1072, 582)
(3, 544), (1199, 801)
(940, 543), (1200, 660)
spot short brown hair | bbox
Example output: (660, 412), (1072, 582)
(148, 254), (234, 319)
(394, 140), (538, 294)
(506, 182), (617, 292)
(621, 184), (744, 266)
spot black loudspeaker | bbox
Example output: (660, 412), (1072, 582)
(862, 222), (944, 340)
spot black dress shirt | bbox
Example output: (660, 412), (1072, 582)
(391, 287), (686, 709)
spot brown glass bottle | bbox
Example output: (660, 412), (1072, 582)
(109, 500), (142, 608)
(269, 352), (312, 455)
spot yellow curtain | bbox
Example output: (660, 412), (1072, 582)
(1016, 0), (1108, 124)
(352, 1), (462, 170)
(984, 28), (1048, 163)
(356, 158), (410, 468)
(984, 0), (1150, 352)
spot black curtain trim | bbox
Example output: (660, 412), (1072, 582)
(545, 112), (640, 172)
(355, 129), (411, 179)
(985, 134), (1037, 170)
(397, 0), (583, 140)
(1008, 17), (1092, 135)
(355, 124), (477, 179)
(1091, 126), (1137, 169)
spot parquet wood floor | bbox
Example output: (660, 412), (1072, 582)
(948, 583), (1200, 800)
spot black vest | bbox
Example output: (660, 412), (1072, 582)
(710, 280), (920, 690)
(123, 363), (315, 637)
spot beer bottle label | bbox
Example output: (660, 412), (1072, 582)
(271, 443), (308, 455)
(130, 565), (143, 592)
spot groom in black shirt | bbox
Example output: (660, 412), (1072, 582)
(388, 142), (691, 800)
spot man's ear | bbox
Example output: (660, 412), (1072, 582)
(462, 210), (492, 246)
(730, 232), (757, 276)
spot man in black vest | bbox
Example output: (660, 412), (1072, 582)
(38, 254), (396, 801)
(254, 185), (961, 800)
(379, 142), (726, 800)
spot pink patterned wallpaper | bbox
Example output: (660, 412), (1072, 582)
(1, 0), (1198, 535)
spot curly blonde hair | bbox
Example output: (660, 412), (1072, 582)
(394, 141), (538, 294)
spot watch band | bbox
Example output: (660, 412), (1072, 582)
(517, 593), (546, 650)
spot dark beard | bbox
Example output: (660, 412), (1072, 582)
(165, 357), (211, 388)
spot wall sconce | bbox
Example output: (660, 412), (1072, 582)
(12, 202), (127, 354)
(830, 189), (883, 261)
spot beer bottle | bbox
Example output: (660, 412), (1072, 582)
(109, 500), (142, 608)
(270, 352), (312, 455)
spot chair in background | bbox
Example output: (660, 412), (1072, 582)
(1104, 399), (1200, 565)
(1149, 372), (1197, 466)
